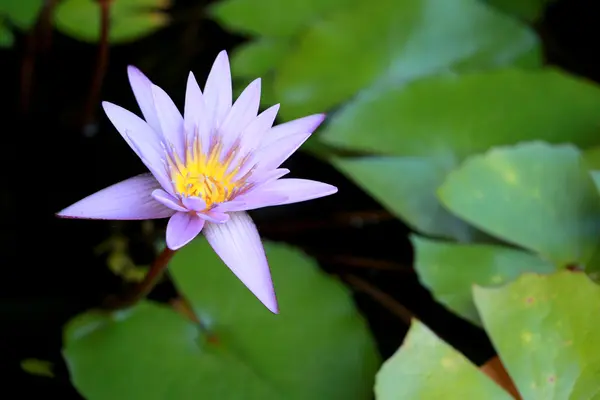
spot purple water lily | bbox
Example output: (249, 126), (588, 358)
(57, 51), (337, 313)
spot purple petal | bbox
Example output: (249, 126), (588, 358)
(152, 189), (187, 212)
(248, 168), (289, 185)
(57, 174), (174, 220)
(240, 178), (338, 210)
(233, 191), (289, 211)
(199, 210), (230, 223)
(262, 113), (325, 147)
(203, 212), (278, 313)
(239, 103), (280, 156)
(152, 84), (185, 158)
(184, 72), (211, 150)
(182, 196), (206, 211)
(212, 200), (247, 213)
(256, 132), (311, 171)
(166, 212), (205, 250)
(101, 102), (172, 192)
(203, 51), (232, 128)
(220, 78), (261, 149)
(127, 66), (162, 134)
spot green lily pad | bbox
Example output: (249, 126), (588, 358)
(438, 142), (600, 266)
(210, 0), (361, 38)
(231, 39), (290, 79)
(0, 0), (43, 30)
(332, 156), (474, 241)
(63, 240), (380, 399)
(320, 69), (600, 157)
(54, 0), (171, 44)
(273, 0), (539, 120)
(474, 271), (600, 399)
(483, 0), (555, 22)
(412, 235), (555, 325)
(375, 320), (512, 399)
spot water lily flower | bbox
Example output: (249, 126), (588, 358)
(57, 51), (337, 314)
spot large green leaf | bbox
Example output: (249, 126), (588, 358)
(438, 142), (600, 266)
(321, 69), (600, 157)
(54, 0), (170, 44)
(273, 0), (539, 120)
(375, 320), (512, 399)
(474, 271), (600, 399)
(64, 240), (379, 399)
(0, 0), (43, 30)
(231, 38), (291, 79)
(210, 0), (360, 38)
(412, 235), (555, 325)
(483, 0), (555, 22)
(333, 156), (474, 241)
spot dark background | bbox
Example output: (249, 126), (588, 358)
(1, 0), (598, 397)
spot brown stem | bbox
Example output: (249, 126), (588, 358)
(342, 273), (414, 325)
(319, 254), (413, 272)
(19, 0), (60, 114)
(82, 0), (111, 131)
(104, 247), (176, 310)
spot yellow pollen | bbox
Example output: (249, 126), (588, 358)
(167, 136), (244, 207)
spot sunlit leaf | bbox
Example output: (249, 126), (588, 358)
(333, 156), (474, 241)
(412, 235), (555, 325)
(438, 142), (600, 266)
(375, 320), (512, 399)
(474, 271), (600, 399)
(54, 0), (171, 44)
(64, 240), (379, 399)
(210, 0), (361, 38)
(321, 69), (600, 157)
(273, 0), (539, 120)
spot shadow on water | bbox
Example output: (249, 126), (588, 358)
(0, 0), (598, 397)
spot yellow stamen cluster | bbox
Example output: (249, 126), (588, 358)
(167, 136), (245, 207)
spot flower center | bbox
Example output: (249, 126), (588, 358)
(166, 135), (246, 207)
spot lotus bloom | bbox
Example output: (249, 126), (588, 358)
(57, 51), (337, 313)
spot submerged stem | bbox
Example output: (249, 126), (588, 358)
(104, 246), (176, 310)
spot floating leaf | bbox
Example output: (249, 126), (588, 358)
(412, 235), (555, 325)
(0, 0), (43, 30)
(21, 358), (54, 378)
(483, 0), (555, 22)
(438, 142), (600, 266)
(54, 0), (171, 44)
(321, 69), (600, 157)
(64, 240), (379, 399)
(231, 39), (290, 79)
(375, 320), (512, 399)
(333, 156), (474, 241)
(210, 0), (360, 38)
(273, 0), (539, 120)
(474, 271), (600, 399)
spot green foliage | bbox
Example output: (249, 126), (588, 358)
(412, 235), (555, 325)
(375, 320), (513, 399)
(21, 358), (54, 378)
(484, 0), (556, 22)
(376, 271), (600, 399)
(54, 0), (171, 44)
(438, 142), (600, 266)
(63, 240), (380, 400)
